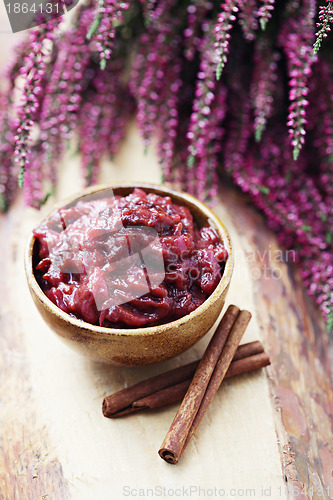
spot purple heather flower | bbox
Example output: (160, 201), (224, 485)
(0, 39), (29, 209)
(139, 0), (157, 22)
(313, 1), (333, 53)
(251, 35), (280, 141)
(279, 0), (317, 160)
(257, 0), (275, 30)
(130, 0), (180, 150)
(38, 6), (95, 186)
(156, 60), (182, 185)
(183, 1), (214, 61)
(14, 21), (59, 187)
(0, 0), (332, 331)
(307, 60), (333, 231)
(0, 103), (16, 210)
(186, 24), (220, 175)
(239, 0), (259, 41)
(23, 142), (44, 208)
(87, 0), (129, 70)
(214, 0), (239, 80)
(195, 84), (227, 199)
(79, 66), (133, 184)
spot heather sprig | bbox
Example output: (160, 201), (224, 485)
(258, 0), (275, 30)
(14, 23), (58, 187)
(130, 0), (181, 149)
(140, 0), (157, 23)
(0, 94), (16, 211)
(195, 84), (227, 198)
(184, 1), (214, 61)
(13, 5), (68, 188)
(0, 40), (29, 210)
(38, 6), (95, 187)
(156, 59), (182, 184)
(251, 34), (279, 141)
(23, 142), (45, 208)
(233, 128), (333, 324)
(187, 24), (220, 173)
(307, 59), (333, 202)
(214, 0), (239, 80)
(238, 0), (259, 41)
(280, 0), (317, 160)
(79, 65), (133, 184)
(1, 0), (333, 331)
(313, 1), (333, 53)
(87, 0), (129, 70)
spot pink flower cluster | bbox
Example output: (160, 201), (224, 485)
(279, 0), (317, 160)
(251, 34), (279, 141)
(313, 0), (333, 53)
(78, 64), (134, 184)
(130, 0), (182, 180)
(0, 0), (332, 329)
(87, 0), (129, 69)
(214, 0), (238, 80)
(238, 0), (258, 41)
(14, 23), (58, 195)
(257, 0), (275, 30)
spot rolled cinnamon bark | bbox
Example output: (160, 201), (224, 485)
(103, 305), (258, 419)
(134, 380), (191, 410)
(158, 309), (251, 464)
(158, 304), (241, 464)
(225, 351), (270, 378)
(182, 310), (252, 452)
(232, 340), (264, 361)
(102, 360), (199, 418)
(133, 352), (270, 410)
(103, 339), (266, 418)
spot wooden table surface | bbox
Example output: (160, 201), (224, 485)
(0, 121), (332, 500)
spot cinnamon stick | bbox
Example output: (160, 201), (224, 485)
(182, 310), (252, 453)
(134, 352), (270, 410)
(102, 360), (199, 418)
(102, 340), (266, 418)
(158, 309), (251, 464)
(158, 305), (243, 464)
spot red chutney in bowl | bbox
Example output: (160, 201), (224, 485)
(33, 188), (228, 328)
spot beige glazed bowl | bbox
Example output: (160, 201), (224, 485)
(25, 183), (233, 366)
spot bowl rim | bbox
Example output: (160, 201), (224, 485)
(25, 182), (234, 338)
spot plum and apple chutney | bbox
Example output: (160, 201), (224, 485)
(33, 188), (228, 328)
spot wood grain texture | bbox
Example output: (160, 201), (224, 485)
(0, 215), (70, 500)
(216, 183), (333, 500)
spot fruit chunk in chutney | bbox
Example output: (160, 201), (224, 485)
(33, 189), (228, 328)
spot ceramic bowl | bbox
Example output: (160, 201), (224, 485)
(25, 183), (233, 366)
